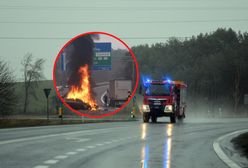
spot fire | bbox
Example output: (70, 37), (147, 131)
(66, 64), (97, 110)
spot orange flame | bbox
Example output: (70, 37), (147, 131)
(66, 64), (97, 110)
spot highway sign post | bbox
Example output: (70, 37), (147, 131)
(43, 88), (51, 121)
(92, 43), (112, 70)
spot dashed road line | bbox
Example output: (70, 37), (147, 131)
(54, 155), (68, 159)
(76, 148), (86, 152)
(96, 143), (103, 146)
(34, 137), (132, 168)
(44, 159), (59, 164)
(86, 145), (95, 149)
(66, 151), (78, 155)
(33, 165), (49, 168)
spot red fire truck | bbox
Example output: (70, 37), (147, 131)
(140, 79), (187, 123)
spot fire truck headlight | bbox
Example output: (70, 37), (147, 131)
(164, 105), (173, 112)
(142, 105), (150, 112)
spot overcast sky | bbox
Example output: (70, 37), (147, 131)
(0, 0), (248, 80)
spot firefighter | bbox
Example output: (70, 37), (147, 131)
(103, 89), (109, 107)
(127, 90), (131, 99)
(131, 106), (136, 118)
(131, 95), (136, 118)
(58, 107), (63, 118)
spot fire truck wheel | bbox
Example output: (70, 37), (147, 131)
(151, 115), (157, 123)
(170, 115), (176, 123)
(143, 113), (150, 123)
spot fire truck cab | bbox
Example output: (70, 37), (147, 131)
(141, 79), (187, 123)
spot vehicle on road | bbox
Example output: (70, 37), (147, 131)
(109, 79), (132, 107)
(140, 79), (187, 123)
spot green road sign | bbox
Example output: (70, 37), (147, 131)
(93, 43), (111, 70)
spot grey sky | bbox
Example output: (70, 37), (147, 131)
(0, 0), (247, 80)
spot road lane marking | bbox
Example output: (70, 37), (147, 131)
(96, 143), (103, 146)
(66, 152), (77, 155)
(44, 160), (58, 164)
(0, 128), (118, 145)
(77, 139), (90, 142)
(54, 155), (68, 159)
(33, 134), (139, 168)
(213, 129), (248, 168)
(65, 138), (90, 143)
(33, 166), (49, 168)
(76, 148), (86, 152)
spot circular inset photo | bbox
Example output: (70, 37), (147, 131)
(53, 32), (139, 118)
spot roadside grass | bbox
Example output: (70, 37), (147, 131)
(0, 117), (137, 128)
(0, 80), (140, 128)
(231, 132), (248, 159)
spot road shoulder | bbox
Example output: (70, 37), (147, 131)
(213, 129), (248, 168)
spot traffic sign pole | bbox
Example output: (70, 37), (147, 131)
(43, 88), (51, 121)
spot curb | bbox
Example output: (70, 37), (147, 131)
(213, 129), (248, 168)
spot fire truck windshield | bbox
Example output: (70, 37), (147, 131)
(145, 84), (171, 96)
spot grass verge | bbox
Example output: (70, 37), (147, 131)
(0, 118), (137, 129)
(231, 132), (248, 159)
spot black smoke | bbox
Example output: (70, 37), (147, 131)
(66, 35), (94, 87)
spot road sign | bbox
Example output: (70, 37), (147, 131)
(43, 88), (51, 121)
(92, 43), (111, 70)
(61, 52), (66, 71)
(43, 88), (51, 98)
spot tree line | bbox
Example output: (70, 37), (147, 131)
(0, 54), (45, 117)
(132, 28), (248, 114)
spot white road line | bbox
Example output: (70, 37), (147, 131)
(76, 148), (86, 152)
(77, 139), (90, 142)
(66, 152), (77, 155)
(213, 129), (248, 168)
(54, 155), (68, 159)
(65, 138), (90, 143)
(96, 143), (103, 146)
(0, 128), (117, 145)
(44, 160), (59, 164)
(33, 166), (49, 168)
(86, 145), (95, 149)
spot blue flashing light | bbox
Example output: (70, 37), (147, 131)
(141, 75), (152, 87)
(162, 76), (172, 84)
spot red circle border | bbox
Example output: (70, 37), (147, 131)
(52, 32), (140, 119)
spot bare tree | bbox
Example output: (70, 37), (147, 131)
(22, 53), (45, 113)
(0, 60), (16, 118)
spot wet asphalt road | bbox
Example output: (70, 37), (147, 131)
(0, 118), (248, 168)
